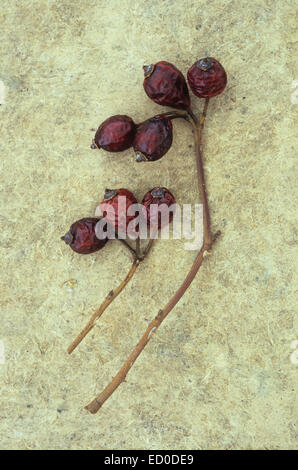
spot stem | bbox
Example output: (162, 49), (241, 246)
(119, 239), (137, 257)
(67, 259), (140, 355)
(141, 238), (154, 259)
(158, 110), (188, 121)
(67, 239), (155, 354)
(187, 98), (212, 246)
(85, 100), (217, 413)
(136, 237), (141, 258)
(85, 245), (208, 414)
(186, 107), (198, 125)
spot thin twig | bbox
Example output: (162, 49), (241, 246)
(119, 239), (137, 257)
(136, 237), (141, 258)
(68, 239), (155, 354)
(85, 244), (209, 413)
(141, 238), (154, 259)
(67, 258), (140, 355)
(158, 110), (188, 120)
(85, 101), (217, 413)
(187, 98), (211, 245)
(186, 107), (198, 125)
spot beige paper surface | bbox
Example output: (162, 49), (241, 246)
(0, 0), (296, 450)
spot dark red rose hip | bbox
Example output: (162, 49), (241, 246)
(143, 61), (190, 110)
(133, 115), (173, 162)
(100, 188), (138, 236)
(187, 57), (227, 98)
(142, 187), (176, 230)
(61, 218), (108, 254)
(91, 115), (136, 152)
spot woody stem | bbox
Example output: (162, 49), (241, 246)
(67, 239), (154, 355)
(119, 239), (137, 257)
(187, 98), (211, 245)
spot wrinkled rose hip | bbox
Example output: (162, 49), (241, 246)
(133, 115), (173, 162)
(187, 57), (227, 98)
(61, 218), (108, 254)
(91, 115), (136, 152)
(143, 61), (190, 110)
(142, 187), (176, 230)
(100, 188), (138, 236)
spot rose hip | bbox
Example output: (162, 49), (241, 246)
(187, 57), (227, 98)
(100, 188), (138, 236)
(91, 115), (136, 152)
(142, 187), (176, 230)
(133, 115), (173, 162)
(143, 61), (190, 110)
(61, 218), (108, 254)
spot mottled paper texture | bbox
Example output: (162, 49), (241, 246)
(0, 0), (297, 450)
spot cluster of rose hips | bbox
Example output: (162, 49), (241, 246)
(62, 57), (226, 255)
(61, 186), (176, 254)
(61, 56), (227, 413)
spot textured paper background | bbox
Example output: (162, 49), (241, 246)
(0, 0), (297, 450)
